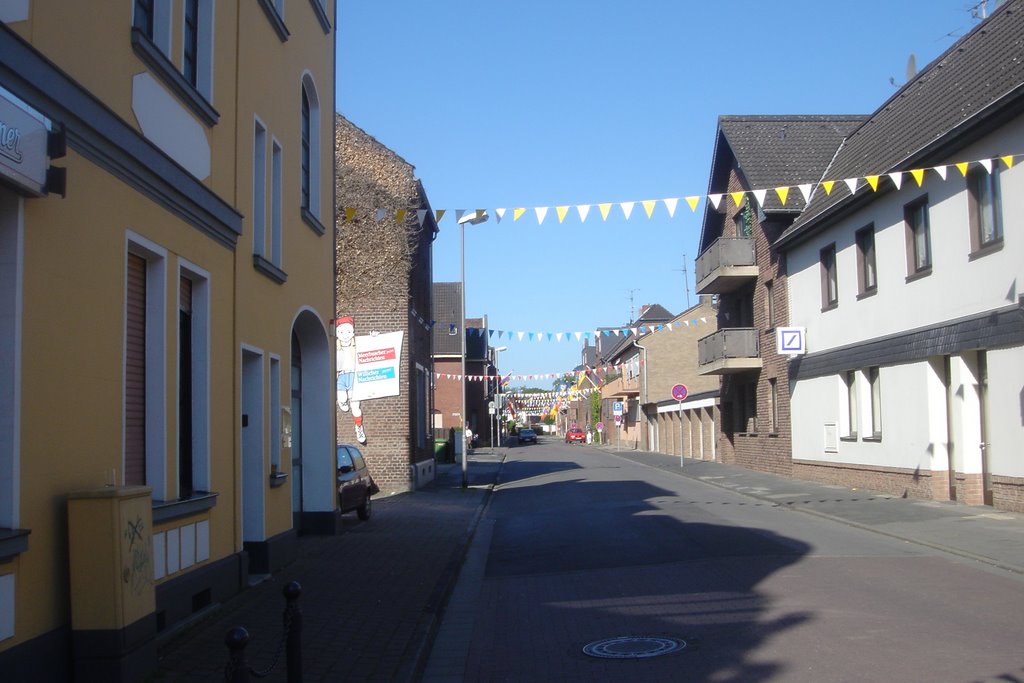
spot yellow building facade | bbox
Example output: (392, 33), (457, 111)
(0, 1), (336, 679)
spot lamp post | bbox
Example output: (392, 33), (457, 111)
(492, 345), (508, 448)
(457, 210), (489, 488)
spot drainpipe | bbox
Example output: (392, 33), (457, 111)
(633, 339), (647, 450)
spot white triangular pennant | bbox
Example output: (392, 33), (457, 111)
(416, 209), (427, 225)
(979, 158), (993, 174)
(797, 184), (814, 203)
(495, 208), (506, 223)
(535, 207), (548, 224)
(844, 178), (859, 194)
(888, 172), (903, 190)
(932, 165), (947, 180)
(620, 202), (635, 220)
(576, 205), (591, 223)
(375, 209), (386, 221)
(663, 197), (679, 218)
(751, 189), (767, 207)
(708, 193), (723, 209)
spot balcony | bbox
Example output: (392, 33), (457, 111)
(697, 328), (762, 375)
(602, 374), (639, 399)
(695, 237), (758, 294)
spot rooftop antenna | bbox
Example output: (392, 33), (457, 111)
(626, 288), (638, 323)
(672, 254), (692, 310)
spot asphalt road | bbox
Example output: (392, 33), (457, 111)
(424, 439), (1024, 683)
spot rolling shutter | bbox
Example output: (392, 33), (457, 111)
(125, 253), (146, 485)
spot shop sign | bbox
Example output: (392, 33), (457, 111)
(0, 91), (49, 196)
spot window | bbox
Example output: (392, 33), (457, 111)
(253, 119), (267, 258)
(855, 225), (877, 295)
(768, 378), (778, 433)
(270, 356), (281, 473)
(843, 370), (858, 438)
(183, 0), (199, 87)
(765, 280), (775, 328)
(820, 243), (838, 309)
(134, 0), (155, 38)
(0, 189), (21, 532)
(733, 202), (752, 238)
(125, 235), (167, 498)
(905, 197), (931, 275)
(968, 166), (1003, 251)
(300, 78), (321, 217)
(732, 381), (757, 433)
(271, 140), (283, 267)
(178, 261), (210, 498)
(868, 367), (882, 438)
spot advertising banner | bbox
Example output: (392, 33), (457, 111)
(353, 331), (404, 400)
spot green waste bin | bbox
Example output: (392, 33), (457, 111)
(434, 439), (449, 462)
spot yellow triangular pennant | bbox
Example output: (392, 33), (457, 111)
(642, 200), (657, 218)
(956, 162), (969, 177)
(685, 196), (700, 212)
(1001, 155), (1015, 169)
(822, 181), (835, 195)
(344, 207), (356, 222)
(556, 206), (570, 223)
(435, 209), (446, 223)
(865, 175), (879, 191)
(513, 208), (526, 221)
(775, 187), (790, 205)
(730, 191), (746, 207)
(598, 203), (613, 221)
(911, 169), (925, 186)
(395, 209), (407, 224)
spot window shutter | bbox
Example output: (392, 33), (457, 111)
(125, 253), (147, 485)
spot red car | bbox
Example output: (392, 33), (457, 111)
(565, 428), (586, 444)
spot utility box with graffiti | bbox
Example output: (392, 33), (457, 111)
(67, 486), (156, 682)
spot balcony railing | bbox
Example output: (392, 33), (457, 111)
(697, 328), (762, 375)
(695, 237), (758, 294)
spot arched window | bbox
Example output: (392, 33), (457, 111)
(300, 75), (320, 223)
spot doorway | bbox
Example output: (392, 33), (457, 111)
(241, 348), (265, 543)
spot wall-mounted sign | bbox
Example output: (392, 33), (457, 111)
(0, 91), (49, 196)
(612, 401), (624, 416)
(776, 327), (807, 356)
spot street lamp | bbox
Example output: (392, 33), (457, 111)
(492, 345), (508, 448)
(457, 210), (488, 488)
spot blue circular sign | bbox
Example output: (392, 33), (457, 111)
(671, 383), (688, 401)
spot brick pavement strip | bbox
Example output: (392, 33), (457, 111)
(152, 462), (494, 682)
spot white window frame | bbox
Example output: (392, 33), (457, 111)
(178, 259), (211, 493)
(253, 117), (267, 257)
(842, 370), (858, 438)
(134, 0), (173, 55)
(868, 366), (882, 438)
(126, 232), (168, 500)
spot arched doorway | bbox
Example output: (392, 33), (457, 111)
(290, 309), (332, 532)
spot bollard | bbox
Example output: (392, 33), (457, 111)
(284, 581), (303, 683)
(224, 627), (251, 683)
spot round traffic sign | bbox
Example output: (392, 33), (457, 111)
(614, 415), (622, 425)
(596, 421), (604, 432)
(671, 383), (688, 401)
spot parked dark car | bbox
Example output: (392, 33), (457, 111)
(518, 428), (537, 444)
(337, 444), (379, 520)
(565, 427), (586, 444)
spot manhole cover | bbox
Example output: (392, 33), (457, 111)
(582, 636), (686, 659)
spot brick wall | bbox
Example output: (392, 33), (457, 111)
(335, 115), (436, 493)
(714, 166), (793, 477)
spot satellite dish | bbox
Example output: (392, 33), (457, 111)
(906, 54), (917, 81)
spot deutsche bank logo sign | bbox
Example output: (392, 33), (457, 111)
(776, 327), (806, 355)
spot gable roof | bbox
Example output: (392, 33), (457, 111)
(778, 0), (1024, 247)
(699, 115), (866, 251)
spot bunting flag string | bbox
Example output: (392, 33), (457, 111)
(338, 154), (1019, 226)
(433, 360), (642, 384)
(462, 317), (710, 344)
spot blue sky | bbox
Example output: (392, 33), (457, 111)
(336, 1), (984, 387)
